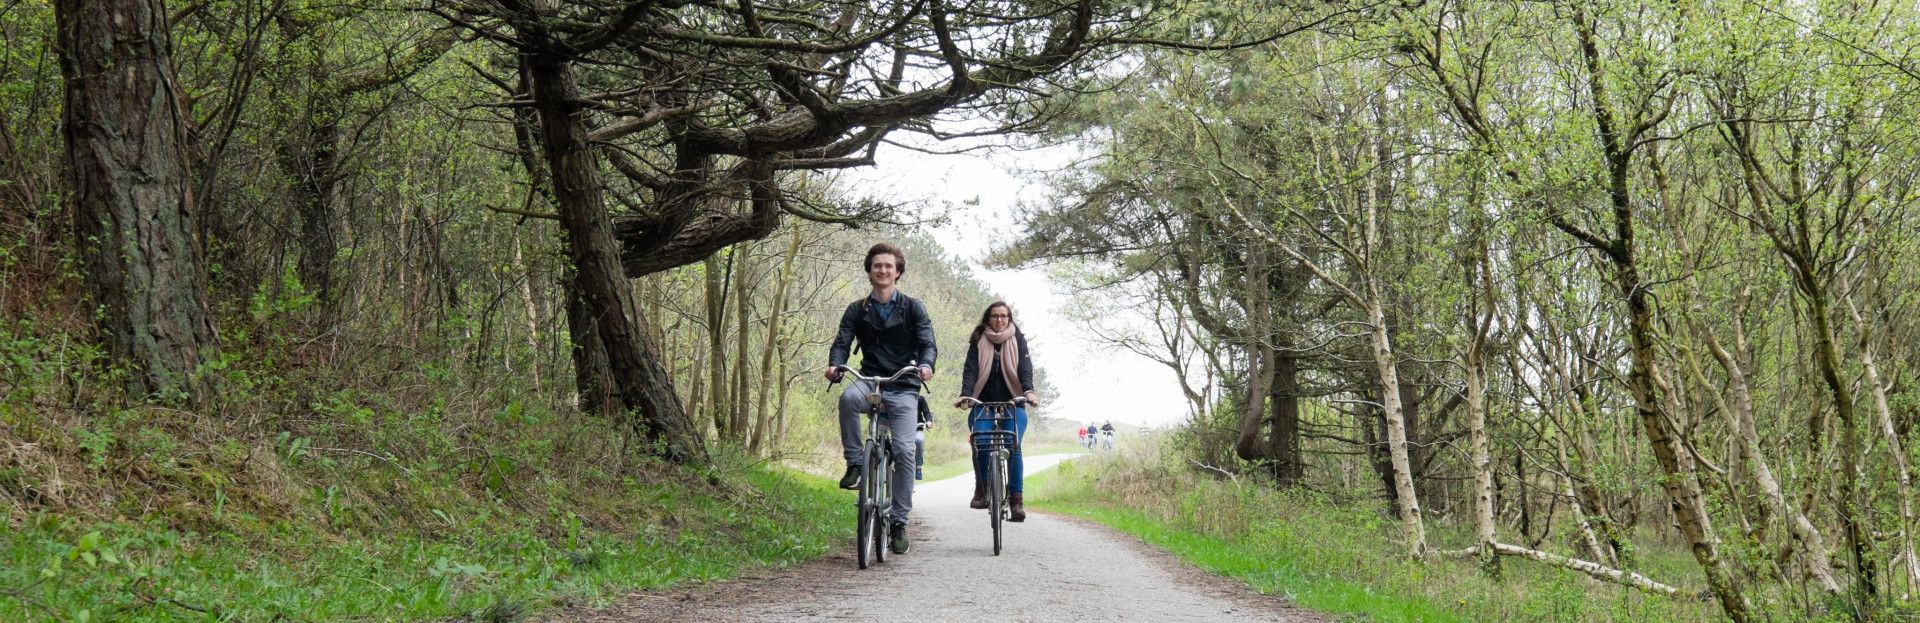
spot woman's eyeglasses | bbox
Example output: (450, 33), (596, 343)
(989, 314), (1010, 319)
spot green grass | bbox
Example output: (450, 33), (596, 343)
(1023, 452), (1786, 623)
(1032, 492), (1462, 623)
(915, 440), (1091, 484)
(918, 456), (975, 482)
(0, 460), (851, 622)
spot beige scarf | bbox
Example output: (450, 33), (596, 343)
(970, 324), (1024, 399)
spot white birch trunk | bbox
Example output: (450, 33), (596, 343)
(1368, 293), (1427, 558)
(1688, 297), (1842, 595)
(1490, 542), (1684, 598)
(1842, 275), (1920, 592)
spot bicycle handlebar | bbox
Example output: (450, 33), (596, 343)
(831, 364), (921, 384)
(957, 396), (1030, 408)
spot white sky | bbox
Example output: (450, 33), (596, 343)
(837, 137), (1197, 429)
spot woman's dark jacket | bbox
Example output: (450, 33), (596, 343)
(959, 332), (1033, 402)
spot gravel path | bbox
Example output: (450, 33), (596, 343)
(554, 453), (1325, 623)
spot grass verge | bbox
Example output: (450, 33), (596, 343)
(0, 311), (855, 622)
(1023, 448), (1800, 623)
(0, 454), (850, 622)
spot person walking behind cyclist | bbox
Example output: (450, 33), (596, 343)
(955, 301), (1038, 522)
(826, 243), (937, 555)
(1101, 421), (1115, 450)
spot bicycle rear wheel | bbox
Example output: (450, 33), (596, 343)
(990, 449), (1006, 555)
(872, 443), (890, 564)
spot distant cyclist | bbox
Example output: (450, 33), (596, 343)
(826, 242), (936, 555)
(956, 300), (1039, 522)
(1101, 421), (1115, 450)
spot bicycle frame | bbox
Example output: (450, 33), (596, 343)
(834, 364), (920, 569)
(960, 396), (1027, 555)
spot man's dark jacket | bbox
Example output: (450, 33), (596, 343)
(828, 292), (937, 390)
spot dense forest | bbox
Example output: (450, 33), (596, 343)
(6, 0), (1920, 620)
(1008, 1), (1920, 620)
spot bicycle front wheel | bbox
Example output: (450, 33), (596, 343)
(990, 450), (1006, 555)
(856, 453), (874, 570)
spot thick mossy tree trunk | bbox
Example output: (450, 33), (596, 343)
(1267, 351), (1302, 487)
(57, 0), (220, 401)
(526, 50), (704, 464)
(564, 263), (618, 418)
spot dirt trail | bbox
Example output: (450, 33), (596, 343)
(553, 453), (1325, 622)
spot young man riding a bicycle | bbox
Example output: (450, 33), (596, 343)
(825, 242), (937, 555)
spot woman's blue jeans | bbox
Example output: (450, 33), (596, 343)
(968, 405), (1028, 493)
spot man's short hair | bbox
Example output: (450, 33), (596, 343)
(865, 242), (906, 275)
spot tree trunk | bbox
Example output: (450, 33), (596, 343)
(1367, 293), (1427, 559)
(1609, 211), (1749, 623)
(1266, 259), (1303, 488)
(687, 345), (707, 431)
(1802, 284), (1874, 600)
(1233, 243), (1276, 470)
(1465, 328), (1496, 567)
(1489, 542), (1684, 598)
(1683, 285), (1842, 595)
(284, 107), (344, 305)
(1515, 451), (1531, 542)
(1268, 350), (1302, 487)
(565, 264), (616, 417)
(1843, 273), (1920, 593)
(704, 252), (732, 441)
(1557, 442), (1614, 567)
(731, 250), (753, 441)
(57, 0), (219, 401)
(1358, 138), (1424, 558)
(774, 356), (795, 448)
(527, 50), (704, 464)
(1563, 10), (1750, 616)
(1462, 200), (1497, 571)
(1232, 342), (1275, 465)
(750, 229), (802, 456)
(515, 231), (545, 389)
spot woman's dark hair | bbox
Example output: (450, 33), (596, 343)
(969, 300), (1013, 343)
(864, 242), (906, 275)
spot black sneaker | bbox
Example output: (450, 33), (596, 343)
(839, 465), (862, 490)
(888, 522), (909, 554)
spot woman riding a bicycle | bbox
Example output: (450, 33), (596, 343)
(955, 300), (1038, 522)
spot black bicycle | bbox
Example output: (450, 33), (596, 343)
(960, 396), (1027, 555)
(834, 364), (921, 569)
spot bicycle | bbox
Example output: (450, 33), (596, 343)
(959, 396), (1028, 556)
(832, 364), (922, 569)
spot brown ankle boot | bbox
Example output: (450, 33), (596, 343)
(969, 481), (988, 509)
(1009, 493), (1026, 522)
